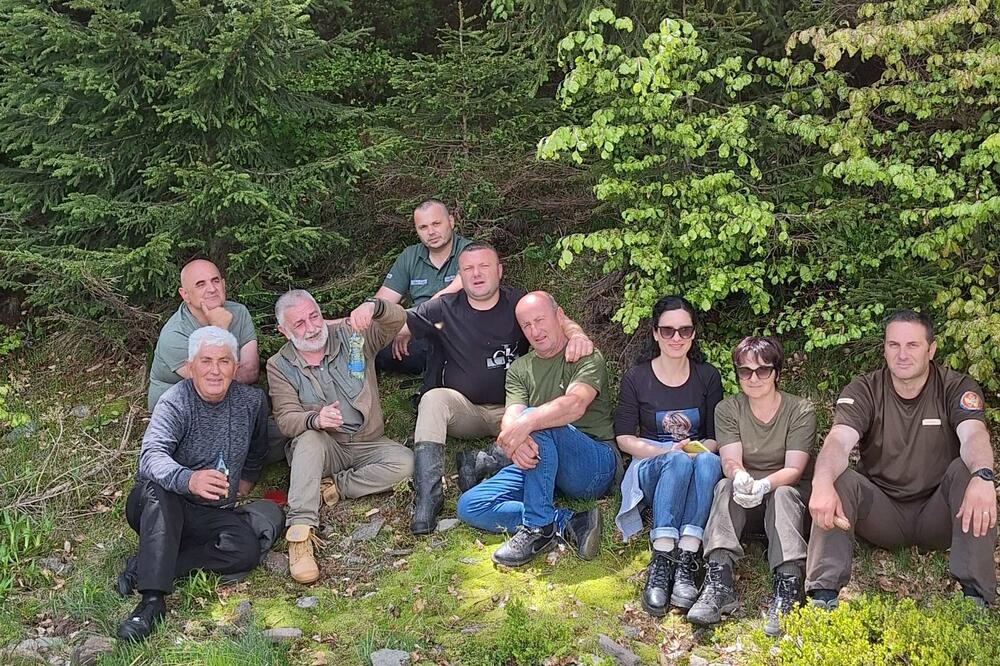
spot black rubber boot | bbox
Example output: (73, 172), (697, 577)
(409, 441), (444, 535)
(456, 442), (512, 492)
(686, 561), (738, 626)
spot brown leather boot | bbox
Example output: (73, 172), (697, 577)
(320, 477), (339, 506)
(286, 524), (321, 584)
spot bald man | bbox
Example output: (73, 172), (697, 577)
(457, 292), (620, 567)
(147, 260), (260, 410)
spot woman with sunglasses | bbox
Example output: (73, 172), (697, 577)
(687, 336), (816, 636)
(614, 296), (723, 616)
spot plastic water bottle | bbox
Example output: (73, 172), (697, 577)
(348, 331), (365, 380)
(214, 451), (229, 477)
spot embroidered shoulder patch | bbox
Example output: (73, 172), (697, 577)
(959, 391), (984, 411)
(837, 397), (855, 405)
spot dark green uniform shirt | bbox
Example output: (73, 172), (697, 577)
(381, 234), (472, 305)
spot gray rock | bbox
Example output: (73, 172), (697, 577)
(69, 405), (91, 419)
(621, 624), (640, 639)
(295, 596), (318, 609)
(232, 601), (253, 627)
(262, 628), (302, 642)
(688, 656), (710, 666)
(11, 637), (65, 661)
(3, 420), (37, 443)
(345, 554), (364, 566)
(71, 635), (114, 665)
(597, 634), (639, 666)
(262, 552), (289, 576)
(369, 648), (411, 666)
(351, 517), (385, 542)
(435, 518), (460, 533)
(38, 556), (73, 576)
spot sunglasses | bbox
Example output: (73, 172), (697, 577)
(656, 325), (695, 339)
(735, 365), (776, 381)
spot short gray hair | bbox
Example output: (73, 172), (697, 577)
(275, 289), (319, 327)
(188, 326), (238, 362)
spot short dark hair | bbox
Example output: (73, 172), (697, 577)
(415, 198), (449, 215)
(732, 336), (784, 382)
(458, 241), (499, 261)
(884, 309), (934, 343)
(649, 295), (704, 363)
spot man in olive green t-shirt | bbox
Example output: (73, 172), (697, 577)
(371, 200), (471, 380)
(456, 291), (619, 568)
(147, 260), (259, 410)
(806, 310), (996, 608)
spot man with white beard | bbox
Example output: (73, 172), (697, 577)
(267, 290), (413, 583)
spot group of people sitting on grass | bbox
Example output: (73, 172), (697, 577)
(114, 199), (998, 643)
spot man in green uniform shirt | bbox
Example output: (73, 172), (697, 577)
(806, 310), (996, 608)
(456, 291), (620, 567)
(372, 199), (471, 380)
(147, 259), (259, 411)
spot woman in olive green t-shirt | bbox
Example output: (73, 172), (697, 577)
(686, 337), (817, 638)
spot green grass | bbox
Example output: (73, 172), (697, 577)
(1, 328), (999, 665)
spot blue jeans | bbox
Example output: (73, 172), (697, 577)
(456, 424), (616, 534)
(638, 451), (721, 542)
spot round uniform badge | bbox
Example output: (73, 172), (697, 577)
(959, 391), (984, 411)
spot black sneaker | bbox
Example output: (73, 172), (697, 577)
(492, 524), (558, 567)
(670, 550), (701, 609)
(686, 561), (738, 625)
(641, 551), (676, 617)
(562, 507), (601, 560)
(960, 582), (987, 609)
(117, 595), (166, 642)
(764, 571), (803, 636)
(115, 554), (139, 598)
(808, 588), (839, 611)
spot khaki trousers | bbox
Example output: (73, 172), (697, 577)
(285, 431), (413, 526)
(805, 458), (997, 603)
(414, 388), (504, 445)
(703, 478), (810, 571)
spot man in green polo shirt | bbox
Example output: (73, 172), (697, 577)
(147, 259), (259, 411)
(372, 199), (471, 380)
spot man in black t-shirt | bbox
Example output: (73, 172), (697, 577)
(407, 242), (594, 534)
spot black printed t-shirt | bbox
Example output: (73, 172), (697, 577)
(613, 360), (723, 444)
(833, 362), (986, 502)
(407, 285), (528, 405)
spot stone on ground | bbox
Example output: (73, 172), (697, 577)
(263, 628), (302, 642)
(597, 634), (640, 666)
(71, 635), (114, 665)
(369, 648), (411, 666)
(351, 517), (385, 542)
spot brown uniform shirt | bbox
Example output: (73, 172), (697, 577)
(833, 363), (986, 502)
(715, 391), (816, 478)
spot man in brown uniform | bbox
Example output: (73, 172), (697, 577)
(268, 290), (414, 583)
(806, 310), (997, 608)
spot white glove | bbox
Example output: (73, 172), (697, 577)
(733, 470), (755, 494)
(733, 478), (772, 509)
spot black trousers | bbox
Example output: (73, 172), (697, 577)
(125, 480), (260, 594)
(375, 335), (440, 398)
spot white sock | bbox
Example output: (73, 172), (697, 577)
(678, 536), (700, 553)
(652, 537), (675, 552)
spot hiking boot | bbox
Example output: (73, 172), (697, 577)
(670, 550), (701, 610)
(641, 551), (676, 617)
(115, 553), (139, 597)
(117, 594), (166, 642)
(320, 477), (339, 506)
(456, 443), (512, 492)
(492, 524), (558, 567)
(410, 441), (444, 535)
(764, 570), (803, 636)
(686, 561), (738, 625)
(960, 582), (988, 609)
(808, 588), (839, 611)
(562, 507), (602, 560)
(286, 524), (321, 584)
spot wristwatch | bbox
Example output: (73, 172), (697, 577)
(972, 468), (996, 483)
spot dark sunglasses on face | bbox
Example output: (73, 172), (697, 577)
(736, 365), (776, 381)
(656, 325), (695, 339)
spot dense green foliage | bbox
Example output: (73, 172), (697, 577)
(1, 0), (998, 402)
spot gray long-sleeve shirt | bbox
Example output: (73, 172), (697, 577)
(138, 379), (268, 507)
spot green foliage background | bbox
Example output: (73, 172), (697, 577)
(1, 0), (999, 404)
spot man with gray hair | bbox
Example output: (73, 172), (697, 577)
(116, 326), (283, 642)
(268, 290), (413, 584)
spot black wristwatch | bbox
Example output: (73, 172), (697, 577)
(972, 468), (996, 483)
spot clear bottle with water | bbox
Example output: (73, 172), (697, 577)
(347, 331), (365, 380)
(214, 451), (229, 477)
